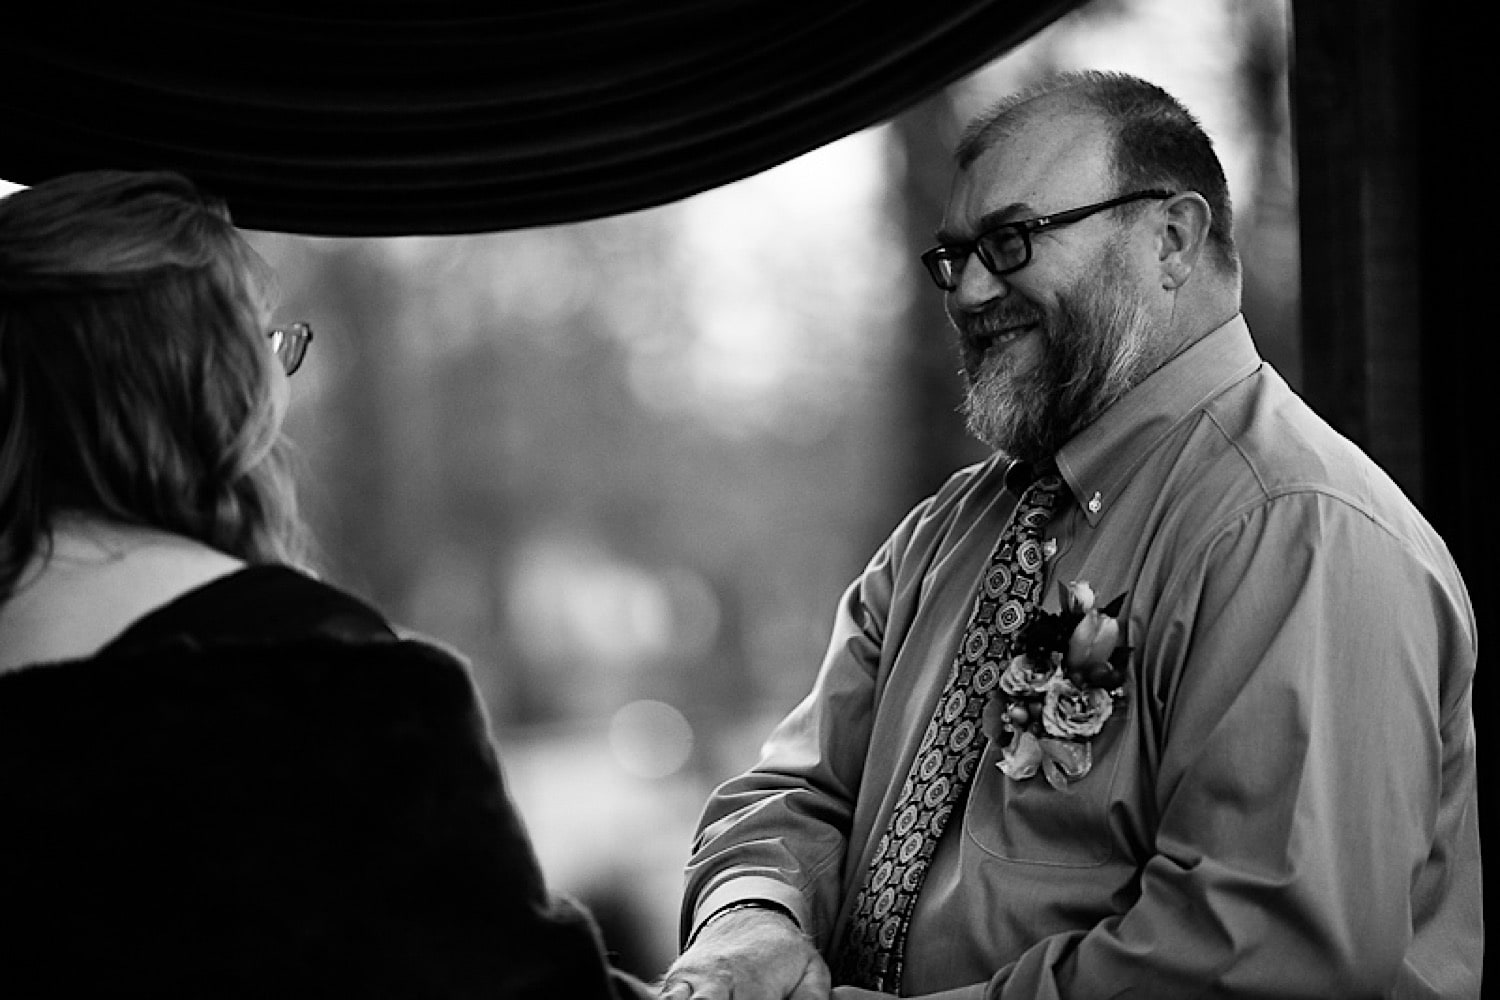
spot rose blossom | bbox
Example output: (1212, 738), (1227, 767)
(999, 653), (1057, 696)
(1041, 675), (1114, 738)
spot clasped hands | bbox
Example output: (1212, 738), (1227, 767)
(657, 904), (830, 1000)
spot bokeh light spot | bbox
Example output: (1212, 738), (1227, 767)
(608, 700), (694, 779)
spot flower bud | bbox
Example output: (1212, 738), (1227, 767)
(1083, 660), (1123, 689)
(1060, 580), (1096, 615)
(1065, 610), (1119, 668)
(998, 730), (1042, 780)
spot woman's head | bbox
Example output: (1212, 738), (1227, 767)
(0, 170), (305, 601)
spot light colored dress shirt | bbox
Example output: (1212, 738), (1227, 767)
(682, 315), (1481, 999)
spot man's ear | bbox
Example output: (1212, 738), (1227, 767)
(1157, 191), (1213, 289)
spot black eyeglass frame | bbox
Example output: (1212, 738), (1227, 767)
(920, 189), (1176, 291)
(267, 321), (314, 376)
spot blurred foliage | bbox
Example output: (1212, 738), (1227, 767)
(244, 0), (1296, 979)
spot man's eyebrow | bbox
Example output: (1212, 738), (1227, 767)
(934, 202), (1034, 245)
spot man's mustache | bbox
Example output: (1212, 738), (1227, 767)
(959, 306), (1045, 340)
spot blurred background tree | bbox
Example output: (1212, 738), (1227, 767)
(242, 0), (1296, 979)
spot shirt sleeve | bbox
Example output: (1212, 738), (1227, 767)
(681, 501), (926, 948)
(978, 490), (1478, 999)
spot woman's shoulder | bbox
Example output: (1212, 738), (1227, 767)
(1, 556), (461, 682)
(1, 564), (481, 743)
(0, 522), (481, 734)
(0, 524), (247, 671)
(105, 562), (400, 651)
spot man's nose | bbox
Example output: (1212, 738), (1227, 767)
(949, 251), (1011, 313)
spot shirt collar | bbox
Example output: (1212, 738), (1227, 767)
(1053, 313), (1261, 526)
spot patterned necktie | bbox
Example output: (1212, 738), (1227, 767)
(837, 471), (1065, 993)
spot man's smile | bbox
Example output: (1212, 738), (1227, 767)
(986, 322), (1038, 348)
(963, 314), (1042, 359)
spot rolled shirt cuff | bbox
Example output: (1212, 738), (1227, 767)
(687, 875), (811, 946)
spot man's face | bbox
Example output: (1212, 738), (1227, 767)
(938, 111), (1159, 461)
(957, 240), (1154, 463)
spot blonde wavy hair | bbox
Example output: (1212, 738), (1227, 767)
(0, 170), (307, 603)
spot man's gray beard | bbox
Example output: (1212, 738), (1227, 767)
(960, 269), (1155, 463)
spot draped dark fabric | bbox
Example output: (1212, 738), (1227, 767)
(0, 1), (1083, 236)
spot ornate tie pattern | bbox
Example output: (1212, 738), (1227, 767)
(837, 472), (1065, 993)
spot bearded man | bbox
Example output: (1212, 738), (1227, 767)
(659, 71), (1480, 1000)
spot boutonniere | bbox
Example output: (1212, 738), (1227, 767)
(981, 581), (1131, 789)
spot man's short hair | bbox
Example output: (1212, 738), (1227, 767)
(956, 70), (1239, 272)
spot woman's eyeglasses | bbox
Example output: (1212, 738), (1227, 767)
(267, 322), (313, 376)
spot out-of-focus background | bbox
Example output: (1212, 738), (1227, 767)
(0, 0), (1298, 980)
(234, 0), (1297, 978)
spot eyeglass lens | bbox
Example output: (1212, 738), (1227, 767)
(268, 323), (312, 375)
(924, 227), (1031, 291)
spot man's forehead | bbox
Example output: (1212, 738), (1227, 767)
(943, 111), (1111, 231)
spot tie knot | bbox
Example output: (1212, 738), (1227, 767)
(1015, 473), (1065, 531)
(1007, 458), (1060, 490)
(1021, 469), (1064, 500)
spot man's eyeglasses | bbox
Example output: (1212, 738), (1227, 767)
(920, 189), (1175, 291)
(268, 322), (313, 376)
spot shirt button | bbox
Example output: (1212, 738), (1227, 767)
(1087, 492), (1103, 514)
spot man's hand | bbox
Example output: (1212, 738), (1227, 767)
(658, 905), (830, 1000)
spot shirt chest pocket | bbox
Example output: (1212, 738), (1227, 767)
(962, 701), (1131, 866)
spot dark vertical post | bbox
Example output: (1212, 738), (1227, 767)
(1414, 9), (1496, 976)
(889, 97), (990, 517)
(1290, 0), (1423, 498)
(1295, 0), (1494, 971)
